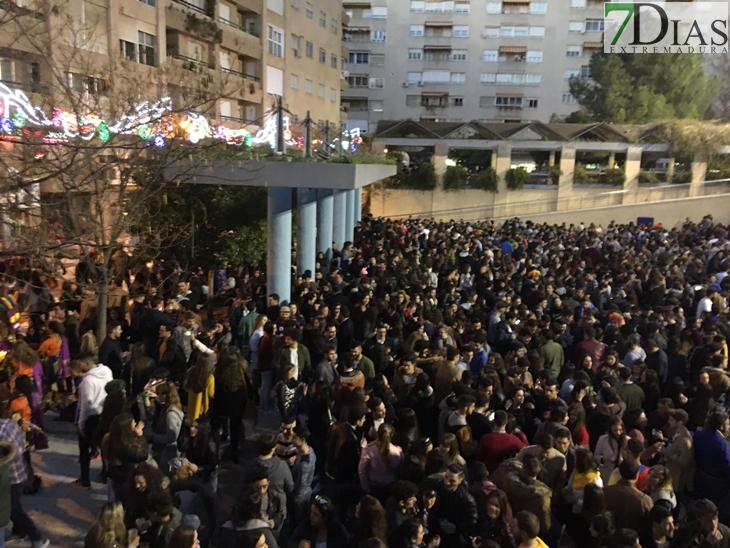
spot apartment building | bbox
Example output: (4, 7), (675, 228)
(342, 0), (604, 133)
(0, 0), (343, 131)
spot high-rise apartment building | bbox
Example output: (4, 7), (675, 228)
(0, 0), (344, 130)
(342, 0), (604, 133)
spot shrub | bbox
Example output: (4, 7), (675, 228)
(573, 165), (590, 184)
(672, 170), (692, 184)
(505, 166), (529, 190)
(600, 167), (626, 186)
(470, 168), (498, 193)
(548, 165), (562, 185)
(639, 171), (659, 184)
(442, 165), (469, 191)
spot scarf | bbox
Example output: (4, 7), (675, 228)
(572, 469), (600, 490)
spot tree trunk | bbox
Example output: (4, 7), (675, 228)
(96, 252), (111, 344)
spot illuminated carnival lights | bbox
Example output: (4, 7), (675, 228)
(0, 83), (360, 152)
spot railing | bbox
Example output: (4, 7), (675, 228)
(218, 17), (260, 37)
(221, 67), (260, 81)
(173, 0), (212, 16)
(221, 115), (258, 123)
(170, 53), (212, 68)
(0, 79), (45, 93)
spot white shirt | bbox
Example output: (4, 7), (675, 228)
(697, 296), (713, 317)
(290, 347), (300, 379)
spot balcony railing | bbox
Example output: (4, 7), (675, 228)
(170, 53), (212, 69)
(219, 17), (260, 37)
(173, 0), (212, 16)
(221, 115), (258, 123)
(0, 79), (45, 93)
(221, 66), (260, 81)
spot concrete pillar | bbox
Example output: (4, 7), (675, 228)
(548, 151), (555, 168)
(317, 188), (334, 262)
(557, 146), (576, 211)
(491, 150), (498, 168)
(267, 186), (292, 305)
(297, 188), (317, 276)
(608, 152), (616, 170)
(492, 144), (513, 215)
(354, 188), (362, 222)
(345, 189), (355, 243)
(622, 146), (642, 204)
(690, 152), (708, 197)
(432, 143), (449, 177)
(333, 189), (347, 251)
(666, 157), (676, 183)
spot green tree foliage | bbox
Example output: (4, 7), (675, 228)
(569, 53), (717, 123)
(505, 167), (529, 190)
(442, 166), (469, 191)
(471, 168), (499, 192)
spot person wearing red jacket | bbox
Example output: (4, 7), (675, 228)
(476, 410), (528, 473)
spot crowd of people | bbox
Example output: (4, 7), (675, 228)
(3, 213), (730, 548)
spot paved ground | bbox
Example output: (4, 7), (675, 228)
(6, 411), (280, 548)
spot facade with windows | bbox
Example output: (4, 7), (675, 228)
(341, 0), (605, 133)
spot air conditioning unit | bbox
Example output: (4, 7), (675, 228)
(418, 81), (424, 86)
(403, 82), (410, 87)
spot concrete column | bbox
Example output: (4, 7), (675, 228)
(354, 188), (362, 222)
(557, 146), (576, 211)
(548, 151), (555, 168)
(333, 189), (347, 251)
(690, 152), (708, 197)
(345, 189), (355, 243)
(297, 188), (317, 276)
(267, 186), (292, 305)
(491, 150), (498, 168)
(492, 144), (512, 215)
(432, 143), (449, 177)
(608, 152), (616, 170)
(317, 188), (334, 261)
(666, 157), (676, 183)
(622, 146), (642, 204)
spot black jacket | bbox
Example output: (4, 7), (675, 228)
(99, 337), (123, 379)
(429, 483), (478, 548)
(327, 423), (361, 483)
(290, 517), (349, 548)
(106, 439), (149, 484)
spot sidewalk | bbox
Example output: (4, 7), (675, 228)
(7, 411), (280, 547)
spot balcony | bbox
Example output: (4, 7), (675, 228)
(228, 0), (262, 14)
(170, 53), (214, 73)
(172, 0), (212, 17)
(221, 115), (257, 123)
(222, 70), (263, 102)
(220, 21), (262, 59)
(219, 16), (259, 37)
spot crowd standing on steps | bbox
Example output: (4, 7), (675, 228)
(5, 214), (730, 548)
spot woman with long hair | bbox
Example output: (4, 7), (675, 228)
(474, 489), (516, 548)
(565, 482), (606, 547)
(105, 412), (148, 503)
(145, 381), (184, 470)
(257, 321), (276, 413)
(400, 437), (434, 484)
(567, 403), (590, 447)
(85, 502), (126, 548)
(290, 496), (349, 548)
(124, 462), (171, 527)
(564, 448), (603, 515)
(643, 465), (677, 509)
(352, 495), (388, 546)
(249, 314), (268, 372)
(185, 354), (215, 422)
(439, 433), (465, 468)
(594, 416), (627, 484)
(127, 341), (155, 398)
(213, 346), (252, 464)
(359, 423), (403, 501)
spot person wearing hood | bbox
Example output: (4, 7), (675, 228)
(73, 351), (113, 489)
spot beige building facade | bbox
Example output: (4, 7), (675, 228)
(342, 0), (604, 134)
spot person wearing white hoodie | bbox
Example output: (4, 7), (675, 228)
(73, 351), (113, 489)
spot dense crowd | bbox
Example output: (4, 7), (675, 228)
(3, 213), (730, 548)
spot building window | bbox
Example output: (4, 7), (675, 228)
(563, 93), (577, 103)
(0, 59), (14, 82)
(348, 52), (369, 64)
(486, 1), (501, 12)
(527, 98), (538, 108)
(451, 96), (464, 106)
(370, 100), (383, 111)
(305, 79), (313, 93)
(347, 75), (369, 87)
(455, 2), (470, 12)
(371, 54), (385, 66)
(138, 31), (155, 66)
(305, 41), (313, 57)
(331, 54), (338, 67)
(422, 70), (449, 82)
(483, 27), (499, 38)
(454, 25), (469, 37)
(451, 49), (467, 61)
(119, 39), (136, 61)
(268, 25), (283, 57)
(291, 73), (299, 89)
(410, 25), (424, 36)
(331, 18), (338, 34)
(371, 30), (386, 42)
(566, 46), (582, 57)
(138, 0), (155, 7)
(318, 83), (325, 97)
(305, 2), (313, 18)
(529, 26), (545, 37)
(411, 0), (424, 11)
(530, 2), (546, 14)
(526, 50), (543, 62)
(495, 96), (522, 107)
(369, 77), (384, 88)
(526, 74), (541, 84)
(407, 71), (422, 82)
(585, 19), (604, 32)
(291, 34), (301, 57)
(408, 48), (423, 60)
(331, 87), (337, 101)
(319, 48), (326, 62)
(482, 50), (498, 62)
(580, 65), (591, 79)
(564, 69), (580, 79)
(425, 1), (454, 12)
(569, 21), (584, 32)
(480, 73), (496, 83)
(319, 10), (326, 26)
(67, 72), (108, 94)
(571, 0), (586, 7)
(496, 73), (524, 84)
(450, 72), (466, 84)
(479, 96), (494, 107)
(372, 6), (387, 17)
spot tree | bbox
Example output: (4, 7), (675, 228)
(568, 53), (717, 123)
